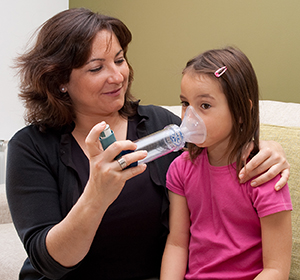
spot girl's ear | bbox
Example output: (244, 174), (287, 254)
(249, 99), (253, 110)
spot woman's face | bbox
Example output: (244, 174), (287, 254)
(65, 29), (129, 118)
(180, 72), (233, 158)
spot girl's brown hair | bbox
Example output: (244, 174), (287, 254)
(183, 47), (260, 176)
(15, 8), (136, 130)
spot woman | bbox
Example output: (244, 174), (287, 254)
(6, 8), (289, 280)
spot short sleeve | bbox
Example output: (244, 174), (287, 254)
(166, 154), (186, 196)
(250, 176), (292, 218)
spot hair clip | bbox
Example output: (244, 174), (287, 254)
(214, 66), (227, 78)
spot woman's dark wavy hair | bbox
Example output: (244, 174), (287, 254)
(14, 8), (137, 130)
(183, 47), (260, 176)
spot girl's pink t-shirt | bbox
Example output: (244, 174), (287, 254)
(166, 150), (292, 280)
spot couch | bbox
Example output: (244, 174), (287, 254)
(0, 100), (299, 279)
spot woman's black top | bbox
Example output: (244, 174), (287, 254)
(6, 104), (181, 280)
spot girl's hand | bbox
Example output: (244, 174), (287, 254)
(85, 121), (147, 207)
(239, 140), (290, 191)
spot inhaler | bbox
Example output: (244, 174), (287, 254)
(99, 106), (206, 165)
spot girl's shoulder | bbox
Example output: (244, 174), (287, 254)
(170, 150), (201, 170)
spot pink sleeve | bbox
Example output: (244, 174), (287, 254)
(166, 156), (186, 196)
(250, 175), (292, 218)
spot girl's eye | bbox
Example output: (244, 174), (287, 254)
(181, 101), (189, 107)
(201, 103), (211, 109)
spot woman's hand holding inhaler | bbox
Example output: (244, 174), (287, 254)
(85, 121), (147, 207)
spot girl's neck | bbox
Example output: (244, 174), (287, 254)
(207, 145), (235, 167)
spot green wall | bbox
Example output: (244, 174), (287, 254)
(70, 0), (300, 105)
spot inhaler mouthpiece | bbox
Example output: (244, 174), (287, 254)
(180, 106), (206, 144)
(134, 106), (206, 165)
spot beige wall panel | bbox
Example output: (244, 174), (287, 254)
(70, 0), (300, 105)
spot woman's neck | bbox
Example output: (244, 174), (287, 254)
(72, 111), (128, 154)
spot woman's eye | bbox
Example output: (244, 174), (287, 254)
(89, 66), (103, 73)
(181, 101), (189, 107)
(201, 103), (211, 109)
(115, 58), (125, 64)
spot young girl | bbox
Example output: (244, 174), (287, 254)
(160, 47), (292, 280)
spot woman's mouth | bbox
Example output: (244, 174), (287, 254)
(103, 87), (122, 96)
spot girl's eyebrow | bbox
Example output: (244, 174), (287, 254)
(196, 94), (215, 100)
(180, 94), (215, 100)
(86, 49), (123, 65)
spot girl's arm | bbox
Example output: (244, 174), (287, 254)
(239, 140), (290, 190)
(254, 211), (292, 279)
(160, 191), (190, 280)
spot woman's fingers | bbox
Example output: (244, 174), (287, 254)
(239, 140), (290, 191)
(239, 149), (269, 183)
(115, 150), (147, 171)
(242, 162), (289, 190)
(274, 168), (290, 191)
(85, 122), (142, 161)
(120, 161), (147, 181)
(114, 150), (148, 181)
(85, 121), (148, 179)
(85, 121), (107, 158)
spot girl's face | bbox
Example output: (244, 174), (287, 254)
(65, 29), (129, 118)
(180, 71), (233, 163)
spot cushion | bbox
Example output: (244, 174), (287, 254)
(260, 124), (300, 279)
(0, 184), (12, 224)
(0, 223), (27, 280)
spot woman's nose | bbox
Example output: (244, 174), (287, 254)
(107, 66), (124, 84)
